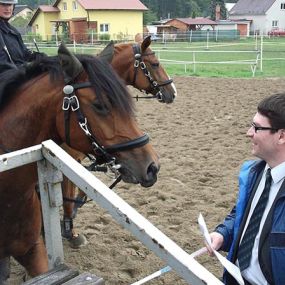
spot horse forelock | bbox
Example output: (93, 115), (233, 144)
(77, 54), (135, 116)
(0, 55), (135, 115)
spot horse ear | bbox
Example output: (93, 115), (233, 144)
(58, 42), (84, 83)
(135, 33), (143, 43)
(98, 41), (114, 63)
(141, 35), (151, 52)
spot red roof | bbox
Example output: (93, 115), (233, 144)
(76, 0), (147, 10)
(39, 5), (59, 12)
(28, 5), (59, 26)
(167, 17), (217, 25)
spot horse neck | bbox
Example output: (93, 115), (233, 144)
(0, 73), (62, 151)
(112, 44), (135, 86)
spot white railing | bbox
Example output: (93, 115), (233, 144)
(0, 140), (223, 284)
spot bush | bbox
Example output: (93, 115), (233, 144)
(25, 32), (42, 42)
(99, 33), (110, 41)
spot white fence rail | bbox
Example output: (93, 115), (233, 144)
(157, 49), (260, 77)
(0, 140), (223, 284)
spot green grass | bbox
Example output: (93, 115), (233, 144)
(33, 37), (285, 78)
(149, 37), (285, 78)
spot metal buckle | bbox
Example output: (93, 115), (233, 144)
(62, 97), (70, 110)
(140, 62), (146, 69)
(134, 60), (140, 68)
(70, 95), (80, 111)
(79, 118), (91, 136)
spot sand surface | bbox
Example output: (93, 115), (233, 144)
(9, 76), (285, 284)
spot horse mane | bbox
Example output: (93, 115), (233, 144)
(0, 54), (134, 116)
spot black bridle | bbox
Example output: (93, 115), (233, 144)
(61, 80), (150, 214)
(132, 44), (173, 102)
(62, 81), (149, 170)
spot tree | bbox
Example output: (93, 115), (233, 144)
(143, 10), (158, 25)
(10, 15), (31, 27)
(210, 0), (227, 20)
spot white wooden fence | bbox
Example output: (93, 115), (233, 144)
(0, 140), (223, 285)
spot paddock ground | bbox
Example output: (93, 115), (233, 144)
(9, 76), (285, 284)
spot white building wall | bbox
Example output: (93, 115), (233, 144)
(216, 24), (237, 30)
(266, 0), (285, 32)
(229, 14), (266, 34)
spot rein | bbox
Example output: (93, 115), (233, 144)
(132, 44), (173, 101)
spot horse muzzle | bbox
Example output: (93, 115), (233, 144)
(119, 161), (160, 188)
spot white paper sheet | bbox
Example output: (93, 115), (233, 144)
(198, 213), (245, 285)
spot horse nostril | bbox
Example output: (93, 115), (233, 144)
(147, 162), (159, 177)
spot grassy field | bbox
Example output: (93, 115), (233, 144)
(31, 37), (285, 78)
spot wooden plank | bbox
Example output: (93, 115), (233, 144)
(37, 160), (64, 269)
(63, 272), (105, 284)
(0, 144), (42, 172)
(22, 264), (79, 285)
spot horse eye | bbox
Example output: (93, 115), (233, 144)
(151, 62), (159, 68)
(92, 102), (109, 115)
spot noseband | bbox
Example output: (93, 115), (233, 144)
(62, 82), (149, 169)
(132, 44), (173, 101)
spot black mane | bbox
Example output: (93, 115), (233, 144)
(0, 54), (134, 115)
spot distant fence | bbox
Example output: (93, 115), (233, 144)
(158, 49), (260, 77)
(23, 35), (285, 77)
(21, 29), (249, 45)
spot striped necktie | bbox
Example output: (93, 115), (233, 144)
(237, 168), (272, 271)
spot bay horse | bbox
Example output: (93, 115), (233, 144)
(61, 36), (176, 247)
(100, 35), (177, 104)
(0, 43), (159, 282)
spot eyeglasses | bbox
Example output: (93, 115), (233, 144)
(251, 122), (278, 133)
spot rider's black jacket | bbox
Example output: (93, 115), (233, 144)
(0, 19), (43, 73)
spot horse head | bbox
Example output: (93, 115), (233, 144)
(57, 43), (159, 187)
(100, 36), (177, 104)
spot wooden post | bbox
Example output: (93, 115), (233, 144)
(37, 160), (64, 269)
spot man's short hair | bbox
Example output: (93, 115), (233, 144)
(258, 93), (285, 130)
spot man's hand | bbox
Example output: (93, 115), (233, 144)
(206, 232), (224, 256)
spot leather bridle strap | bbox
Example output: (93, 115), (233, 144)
(132, 44), (173, 101)
(104, 133), (149, 153)
(62, 83), (150, 164)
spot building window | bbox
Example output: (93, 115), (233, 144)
(272, 20), (278, 28)
(72, 1), (77, 10)
(281, 3), (285, 9)
(63, 2), (67, 10)
(100, 23), (109, 33)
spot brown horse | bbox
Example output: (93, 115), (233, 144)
(100, 36), (177, 103)
(0, 44), (159, 282)
(61, 36), (176, 247)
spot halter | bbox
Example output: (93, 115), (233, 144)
(62, 81), (150, 172)
(132, 44), (173, 102)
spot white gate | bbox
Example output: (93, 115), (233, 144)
(0, 140), (223, 285)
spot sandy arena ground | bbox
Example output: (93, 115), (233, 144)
(8, 76), (285, 284)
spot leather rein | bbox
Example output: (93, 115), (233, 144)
(132, 44), (173, 102)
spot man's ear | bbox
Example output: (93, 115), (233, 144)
(278, 129), (285, 144)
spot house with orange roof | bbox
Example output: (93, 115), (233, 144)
(28, 0), (147, 42)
